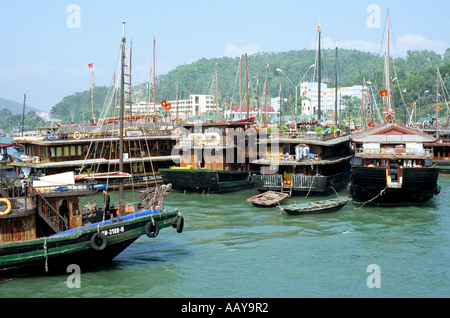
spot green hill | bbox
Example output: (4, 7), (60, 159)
(2, 48), (449, 132)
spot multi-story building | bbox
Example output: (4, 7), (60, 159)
(300, 82), (366, 117)
(126, 94), (218, 118)
(300, 82), (328, 116)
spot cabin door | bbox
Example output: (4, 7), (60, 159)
(283, 173), (292, 187)
(69, 198), (82, 229)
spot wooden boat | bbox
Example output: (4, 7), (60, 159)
(280, 197), (349, 215)
(0, 23), (184, 279)
(247, 191), (288, 207)
(160, 121), (257, 193)
(349, 10), (440, 205)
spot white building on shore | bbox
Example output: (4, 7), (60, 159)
(124, 94), (218, 118)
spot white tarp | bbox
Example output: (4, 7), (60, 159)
(32, 171), (75, 188)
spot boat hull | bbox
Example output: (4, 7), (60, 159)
(350, 166), (441, 205)
(254, 170), (351, 195)
(160, 168), (252, 193)
(247, 191), (289, 207)
(281, 198), (348, 215)
(0, 209), (182, 278)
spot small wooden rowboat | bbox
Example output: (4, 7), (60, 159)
(280, 197), (349, 215)
(247, 191), (289, 207)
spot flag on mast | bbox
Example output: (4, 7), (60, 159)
(379, 90), (387, 97)
(161, 100), (172, 111)
(88, 63), (94, 68)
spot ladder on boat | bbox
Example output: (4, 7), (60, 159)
(35, 194), (68, 234)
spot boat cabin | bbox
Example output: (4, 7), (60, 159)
(175, 121), (257, 172)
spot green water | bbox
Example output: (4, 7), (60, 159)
(1, 176), (449, 298)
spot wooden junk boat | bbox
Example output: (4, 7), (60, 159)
(0, 171), (183, 278)
(0, 23), (184, 279)
(247, 191), (289, 207)
(349, 10), (441, 205)
(279, 197), (349, 215)
(160, 119), (257, 193)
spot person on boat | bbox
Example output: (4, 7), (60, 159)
(103, 190), (111, 217)
(59, 200), (69, 219)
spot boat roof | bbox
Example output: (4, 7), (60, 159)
(10, 155), (179, 169)
(350, 123), (437, 144)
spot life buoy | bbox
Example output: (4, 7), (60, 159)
(173, 128), (182, 136)
(0, 198), (12, 216)
(74, 132), (82, 140)
(90, 232), (108, 251)
(334, 131), (338, 138)
(145, 220), (160, 238)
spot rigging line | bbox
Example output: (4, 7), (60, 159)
(391, 58), (412, 120)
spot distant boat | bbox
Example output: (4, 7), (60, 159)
(279, 197), (349, 215)
(247, 191), (289, 207)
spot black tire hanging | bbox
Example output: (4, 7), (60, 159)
(176, 215), (184, 233)
(145, 221), (159, 238)
(90, 232), (108, 251)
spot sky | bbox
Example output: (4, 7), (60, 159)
(0, 0), (449, 112)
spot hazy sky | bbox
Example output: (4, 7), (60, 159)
(0, 0), (448, 111)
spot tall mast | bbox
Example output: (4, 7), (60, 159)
(21, 92), (26, 137)
(317, 25), (321, 122)
(240, 56), (242, 120)
(214, 63), (218, 121)
(129, 39), (133, 124)
(153, 37), (156, 114)
(264, 63), (269, 125)
(361, 76), (365, 129)
(118, 22), (126, 219)
(436, 66), (440, 138)
(91, 69), (94, 121)
(385, 9), (393, 122)
(335, 43), (338, 125)
(246, 53), (249, 119)
(176, 79), (179, 123)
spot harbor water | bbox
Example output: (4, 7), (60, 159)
(0, 137), (449, 298)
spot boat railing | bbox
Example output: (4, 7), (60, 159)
(278, 128), (350, 140)
(355, 147), (434, 157)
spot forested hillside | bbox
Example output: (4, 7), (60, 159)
(1, 48), (449, 132)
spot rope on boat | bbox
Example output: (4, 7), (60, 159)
(44, 237), (48, 273)
(330, 185), (340, 198)
(303, 177), (314, 200)
(353, 186), (387, 209)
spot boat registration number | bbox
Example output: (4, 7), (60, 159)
(101, 226), (125, 236)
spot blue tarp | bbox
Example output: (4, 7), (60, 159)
(50, 209), (164, 237)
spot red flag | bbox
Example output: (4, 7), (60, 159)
(434, 105), (442, 111)
(379, 90), (387, 97)
(88, 63), (93, 68)
(161, 100), (172, 111)
(368, 121), (375, 127)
